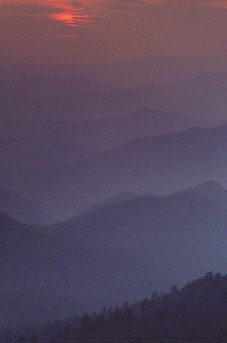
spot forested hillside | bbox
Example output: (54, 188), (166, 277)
(3, 273), (227, 343)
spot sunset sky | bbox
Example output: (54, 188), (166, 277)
(1, 0), (227, 67)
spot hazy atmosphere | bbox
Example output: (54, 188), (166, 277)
(0, 1), (227, 342)
(2, 0), (227, 65)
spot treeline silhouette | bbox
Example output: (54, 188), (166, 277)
(2, 272), (227, 343)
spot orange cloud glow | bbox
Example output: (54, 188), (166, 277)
(44, 0), (93, 26)
(7, 0), (94, 26)
(1, 0), (227, 28)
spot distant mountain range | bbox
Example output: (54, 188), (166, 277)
(2, 124), (225, 218)
(0, 72), (162, 121)
(0, 181), (226, 326)
(79, 53), (227, 85)
(0, 108), (206, 150)
(2, 60), (227, 122)
(0, 62), (226, 328)
(77, 56), (227, 120)
(1, 52), (227, 331)
(0, 72), (121, 120)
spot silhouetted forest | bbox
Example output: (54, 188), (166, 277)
(2, 272), (227, 343)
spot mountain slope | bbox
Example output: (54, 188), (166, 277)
(50, 185), (227, 285)
(181, 181), (227, 210)
(0, 186), (56, 224)
(85, 190), (139, 214)
(0, 212), (166, 326)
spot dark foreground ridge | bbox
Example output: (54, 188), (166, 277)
(2, 272), (227, 343)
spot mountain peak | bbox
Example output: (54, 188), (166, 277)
(184, 181), (227, 206)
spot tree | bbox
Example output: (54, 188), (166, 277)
(141, 298), (150, 314)
(18, 336), (26, 343)
(30, 333), (38, 343)
(170, 285), (179, 295)
(63, 325), (72, 342)
(79, 314), (90, 333)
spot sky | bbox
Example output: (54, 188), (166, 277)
(1, 0), (227, 67)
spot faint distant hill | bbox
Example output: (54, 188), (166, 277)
(0, 138), (100, 168)
(2, 55), (227, 123)
(0, 71), (162, 121)
(0, 108), (205, 149)
(80, 57), (227, 120)
(159, 72), (227, 120)
(70, 108), (205, 149)
(0, 186), (56, 225)
(0, 72), (120, 119)
(180, 181), (227, 210)
(79, 53), (227, 86)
